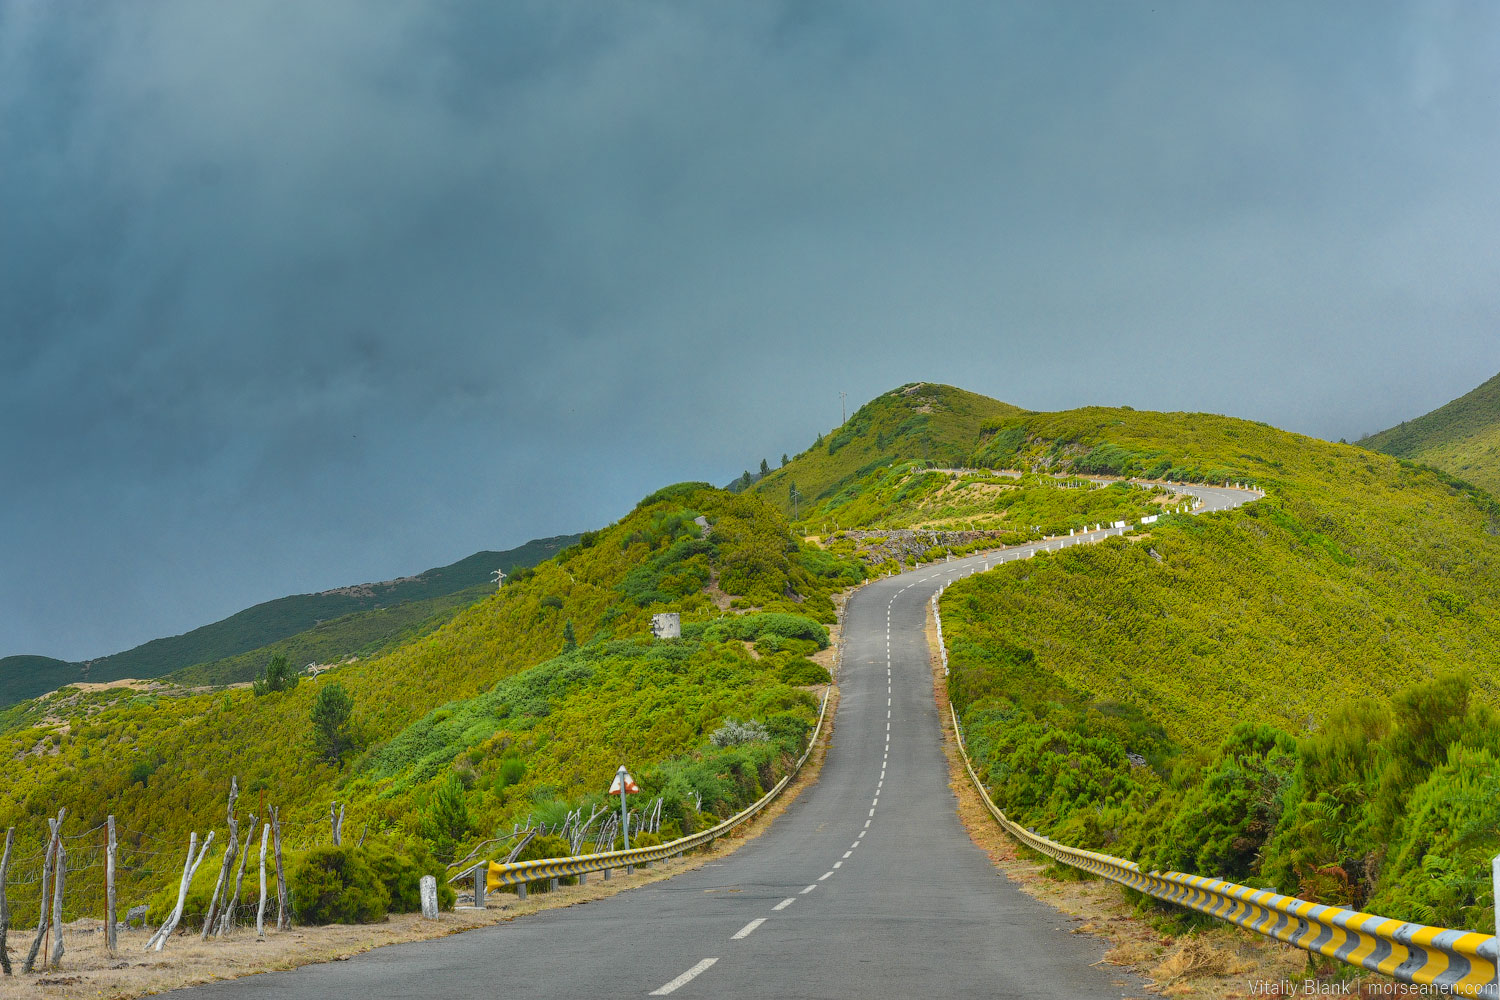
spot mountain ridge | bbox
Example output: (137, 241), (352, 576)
(1358, 370), (1500, 495)
(0, 534), (579, 707)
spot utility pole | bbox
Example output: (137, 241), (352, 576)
(840, 391), (847, 425)
(492, 568), (506, 590)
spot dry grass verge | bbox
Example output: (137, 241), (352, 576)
(0, 686), (838, 1000)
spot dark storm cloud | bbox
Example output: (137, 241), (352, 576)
(4, 1), (1499, 658)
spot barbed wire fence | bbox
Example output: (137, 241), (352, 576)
(0, 778), (369, 974)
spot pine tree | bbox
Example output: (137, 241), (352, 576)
(760, 458), (770, 476)
(781, 454), (789, 467)
(562, 619), (577, 651)
(310, 682), (354, 763)
(252, 654), (299, 696)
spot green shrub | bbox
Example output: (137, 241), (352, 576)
(775, 656), (830, 686)
(365, 843), (455, 913)
(289, 846), (389, 924)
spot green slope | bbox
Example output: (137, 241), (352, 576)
(0, 485), (861, 920)
(0, 535), (578, 707)
(749, 382), (1023, 518)
(942, 405), (1500, 929)
(1358, 370), (1500, 495)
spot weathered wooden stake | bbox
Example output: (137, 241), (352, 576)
(271, 808), (289, 930)
(47, 839), (65, 969)
(255, 823), (270, 940)
(219, 811), (256, 936)
(0, 826), (13, 975)
(22, 808), (64, 973)
(105, 816), (117, 953)
(147, 831), (214, 951)
(330, 802), (344, 846)
(202, 777), (239, 939)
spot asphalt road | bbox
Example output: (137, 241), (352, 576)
(164, 483), (1258, 999)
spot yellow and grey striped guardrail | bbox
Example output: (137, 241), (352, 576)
(951, 704), (1499, 996)
(484, 689), (830, 892)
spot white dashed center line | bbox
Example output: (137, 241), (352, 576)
(818, 871), (834, 881)
(801, 884), (818, 894)
(650, 958), (719, 996)
(773, 898), (795, 911)
(731, 918), (766, 940)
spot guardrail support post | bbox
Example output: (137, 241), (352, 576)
(603, 868), (611, 881)
(548, 877), (558, 892)
(578, 872), (587, 886)
(473, 865), (486, 909)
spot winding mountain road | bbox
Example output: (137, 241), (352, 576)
(165, 483), (1258, 999)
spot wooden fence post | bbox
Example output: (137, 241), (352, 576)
(0, 826), (13, 975)
(48, 838), (65, 969)
(105, 816), (117, 953)
(23, 808), (64, 973)
(147, 831), (214, 951)
(202, 777), (239, 940)
(256, 823), (270, 940)
(218, 811), (256, 936)
(272, 808), (289, 930)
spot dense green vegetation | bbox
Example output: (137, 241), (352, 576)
(7, 380), (1499, 942)
(1359, 369), (1500, 496)
(944, 406), (1500, 930)
(750, 383), (1021, 518)
(0, 536), (578, 708)
(0, 486), (852, 924)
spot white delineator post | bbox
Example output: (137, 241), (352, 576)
(420, 875), (439, 919)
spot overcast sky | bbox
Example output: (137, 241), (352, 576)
(4, 1), (1499, 661)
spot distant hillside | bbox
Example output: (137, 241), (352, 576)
(750, 382), (1023, 518)
(0, 534), (578, 707)
(1358, 370), (1500, 494)
(161, 584), (493, 688)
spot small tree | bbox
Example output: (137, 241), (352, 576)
(252, 654), (299, 696)
(561, 619), (577, 651)
(759, 458), (770, 476)
(781, 453), (789, 467)
(419, 775), (471, 863)
(310, 682), (354, 764)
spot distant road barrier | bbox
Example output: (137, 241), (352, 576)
(951, 704), (1499, 996)
(478, 689), (830, 894)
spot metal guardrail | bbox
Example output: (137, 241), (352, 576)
(482, 688), (831, 892)
(950, 703), (1499, 996)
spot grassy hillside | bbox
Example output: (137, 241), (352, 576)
(0, 485), (860, 921)
(749, 382), (1022, 519)
(943, 406), (1500, 929)
(0, 535), (578, 708)
(1359, 370), (1500, 495)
